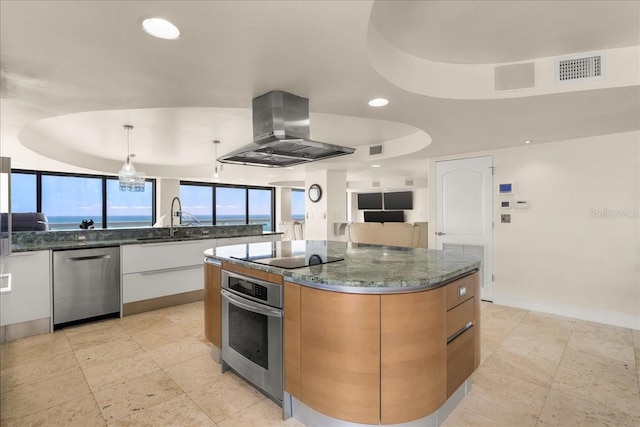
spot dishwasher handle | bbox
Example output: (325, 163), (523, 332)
(65, 254), (112, 262)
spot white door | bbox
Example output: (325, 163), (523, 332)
(436, 156), (493, 301)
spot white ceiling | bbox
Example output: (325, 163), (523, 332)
(1, 0), (638, 189)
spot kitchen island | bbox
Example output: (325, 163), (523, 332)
(204, 240), (481, 427)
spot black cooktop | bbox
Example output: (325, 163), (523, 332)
(231, 253), (344, 269)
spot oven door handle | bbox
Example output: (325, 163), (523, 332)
(221, 289), (283, 318)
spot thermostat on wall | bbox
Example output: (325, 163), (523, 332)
(498, 183), (513, 194)
(500, 200), (511, 209)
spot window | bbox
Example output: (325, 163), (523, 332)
(106, 179), (154, 228)
(42, 175), (103, 230)
(12, 169), (155, 230)
(179, 181), (275, 231)
(249, 188), (273, 232)
(10, 172), (37, 212)
(291, 189), (305, 220)
(216, 187), (246, 226)
(180, 184), (213, 225)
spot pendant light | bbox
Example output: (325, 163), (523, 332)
(118, 124), (146, 192)
(212, 140), (223, 181)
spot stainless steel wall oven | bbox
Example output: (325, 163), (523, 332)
(221, 269), (283, 405)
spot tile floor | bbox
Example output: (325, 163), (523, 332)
(1, 301), (639, 426)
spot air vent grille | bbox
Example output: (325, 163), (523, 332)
(372, 181), (380, 188)
(369, 144), (383, 156)
(556, 54), (604, 83)
(405, 179), (414, 187)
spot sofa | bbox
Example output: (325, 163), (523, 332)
(346, 221), (428, 248)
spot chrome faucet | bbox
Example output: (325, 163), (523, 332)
(170, 196), (182, 238)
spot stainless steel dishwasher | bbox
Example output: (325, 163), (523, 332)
(53, 246), (120, 328)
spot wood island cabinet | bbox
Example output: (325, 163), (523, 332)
(203, 261), (221, 347)
(282, 271), (480, 425)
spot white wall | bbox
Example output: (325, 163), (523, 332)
(305, 170), (347, 241)
(429, 131), (640, 329)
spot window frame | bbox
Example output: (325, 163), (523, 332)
(180, 180), (276, 232)
(11, 169), (156, 229)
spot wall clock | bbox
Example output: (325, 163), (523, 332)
(308, 184), (322, 203)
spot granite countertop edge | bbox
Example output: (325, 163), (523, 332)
(11, 231), (282, 252)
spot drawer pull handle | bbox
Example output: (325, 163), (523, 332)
(447, 321), (473, 344)
(458, 285), (467, 298)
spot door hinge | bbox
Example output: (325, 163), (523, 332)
(492, 221), (494, 229)
(492, 274), (495, 282)
(489, 166), (494, 175)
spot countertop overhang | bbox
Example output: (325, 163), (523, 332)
(206, 240), (481, 294)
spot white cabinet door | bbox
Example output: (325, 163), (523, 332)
(121, 239), (216, 274)
(122, 265), (203, 303)
(214, 236), (253, 248)
(0, 251), (51, 326)
(252, 233), (282, 243)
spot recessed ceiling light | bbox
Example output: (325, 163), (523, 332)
(141, 18), (180, 40)
(524, 139), (532, 144)
(368, 98), (389, 107)
(371, 164), (381, 168)
(286, 167), (295, 170)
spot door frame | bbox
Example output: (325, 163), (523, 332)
(431, 156), (493, 301)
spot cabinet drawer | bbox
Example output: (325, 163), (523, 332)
(122, 240), (215, 274)
(446, 272), (477, 310)
(122, 264), (203, 303)
(446, 297), (474, 340)
(447, 326), (474, 397)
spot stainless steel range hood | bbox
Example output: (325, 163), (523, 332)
(219, 91), (355, 167)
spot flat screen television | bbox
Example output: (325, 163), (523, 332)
(364, 210), (404, 223)
(383, 191), (413, 210)
(357, 192), (383, 210)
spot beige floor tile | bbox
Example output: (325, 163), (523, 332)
(552, 348), (640, 417)
(118, 313), (178, 336)
(65, 321), (130, 351)
(481, 347), (559, 388)
(11, 393), (106, 427)
(537, 389), (640, 426)
(130, 324), (190, 351)
(82, 352), (161, 393)
(0, 330), (72, 367)
(109, 393), (215, 427)
(218, 397), (285, 427)
(187, 371), (265, 423)
(510, 312), (574, 341)
(1, 350), (80, 394)
(441, 387), (538, 427)
(0, 369), (91, 424)
(469, 366), (549, 420)
(93, 370), (183, 423)
(75, 337), (143, 369)
(567, 320), (635, 363)
(184, 321), (208, 341)
(164, 351), (223, 393)
(163, 304), (205, 327)
(479, 328), (511, 364)
(146, 335), (211, 369)
(499, 332), (567, 365)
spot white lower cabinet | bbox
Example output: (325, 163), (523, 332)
(121, 239), (215, 303)
(0, 250), (51, 326)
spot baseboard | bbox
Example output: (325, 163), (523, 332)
(0, 317), (51, 343)
(122, 290), (204, 316)
(492, 292), (640, 330)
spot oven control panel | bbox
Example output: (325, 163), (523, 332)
(228, 276), (268, 302)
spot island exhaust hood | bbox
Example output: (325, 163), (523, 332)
(218, 91), (355, 167)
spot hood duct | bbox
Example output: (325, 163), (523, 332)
(219, 91), (355, 167)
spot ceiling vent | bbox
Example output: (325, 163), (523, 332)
(369, 144), (384, 156)
(556, 53), (604, 84)
(372, 181), (380, 188)
(405, 179), (414, 187)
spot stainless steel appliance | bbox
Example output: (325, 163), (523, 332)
(221, 269), (283, 405)
(53, 246), (120, 327)
(218, 91), (355, 167)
